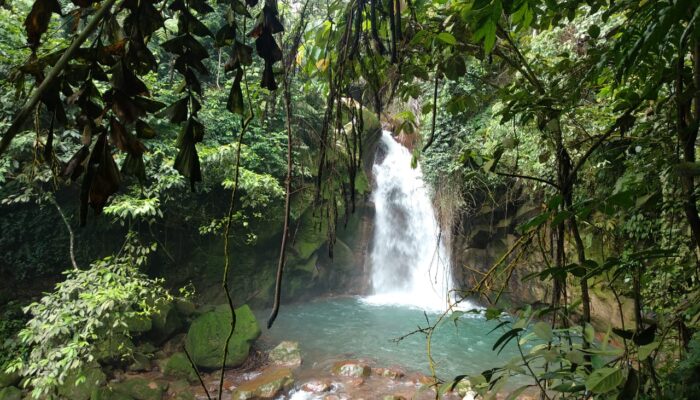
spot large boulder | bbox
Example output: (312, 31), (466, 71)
(231, 367), (293, 400)
(57, 364), (106, 400)
(184, 304), (261, 369)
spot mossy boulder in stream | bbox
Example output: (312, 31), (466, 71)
(184, 304), (261, 369)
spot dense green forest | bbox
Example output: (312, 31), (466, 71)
(2, 0), (700, 399)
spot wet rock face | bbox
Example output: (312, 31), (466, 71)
(231, 367), (294, 400)
(184, 304), (261, 369)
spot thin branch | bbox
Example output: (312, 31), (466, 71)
(493, 170), (559, 189)
(49, 194), (78, 270)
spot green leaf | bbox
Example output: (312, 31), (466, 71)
(532, 321), (553, 341)
(585, 367), (624, 394)
(436, 32), (457, 45)
(588, 24), (601, 39)
(638, 342), (659, 361)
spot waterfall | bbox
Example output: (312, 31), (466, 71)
(364, 131), (454, 311)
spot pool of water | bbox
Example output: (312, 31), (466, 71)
(255, 296), (522, 381)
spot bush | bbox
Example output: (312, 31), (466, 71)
(6, 241), (170, 399)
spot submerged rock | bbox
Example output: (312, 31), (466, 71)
(184, 304), (261, 369)
(373, 367), (405, 380)
(331, 361), (371, 378)
(0, 386), (21, 400)
(300, 379), (331, 393)
(231, 367), (294, 400)
(268, 341), (302, 367)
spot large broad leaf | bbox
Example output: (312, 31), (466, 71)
(160, 97), (189, 123)
(585, 367), (624, 394)
(81, 133), (121, 226)
(25, 0), (62, 50)
(532, 321), (553, 341)
(227, 68), (244, 114)
(173, 140), (202, 191)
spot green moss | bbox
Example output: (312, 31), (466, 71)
(57, 365), (106, 400)
(184, 304), (261, 369)
(111, 378), (167, 400)
(162, 353), (197, 383)
(0, 387), (21, 400)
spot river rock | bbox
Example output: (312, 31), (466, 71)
(0, 387), (21, 400)
(184, 304), (261, 369)
(230, 367), (294, 400)
(161, 352), (198, 383)
(331, 361), (371, 377)
(111, 377), (167, 400)
(57, 364), (106, 400)
(268, 341), (302, 367)
(300, 379), (331, 393)
(373, 367), (405, 379)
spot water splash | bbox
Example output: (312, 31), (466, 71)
(363, 131), (454, 311)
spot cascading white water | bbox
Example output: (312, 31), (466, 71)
(364, 131), (454, 311)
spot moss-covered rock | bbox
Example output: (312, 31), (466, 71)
(127, 352), (153, 372)
(91, 386), (134, 400)
(184, 304), (261, 369)
(268, 341), (301, 367)
(0, 370), (20, 388)
(95, 334), (134, 364)
(173, 298), (196, 317)
(57, 365), (106, 400)
(123, 313), (152, 333)
(167, 380), (194, 400)
(231, 367), (293, 400)
(111, 378), (167, 400)
(161, 353), (197, 383)
(0, 386), (21, 400)
(150, 301), (184, 342)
